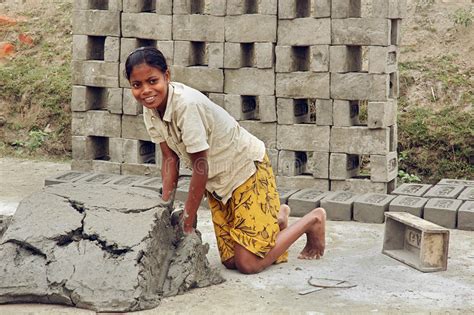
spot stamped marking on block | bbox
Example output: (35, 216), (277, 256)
(399, 196), (422, 206)
(85, 174), (114, 183)
(433, 199), (455, 208)
(333, 192), (354, 202)
(405, 228), (421, 249)
(365, 194), (388, 204)
(57, 172), (88, 182)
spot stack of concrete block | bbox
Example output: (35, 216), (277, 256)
(71, 0), (406, 194)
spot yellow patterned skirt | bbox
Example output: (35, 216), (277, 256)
(207, 154), (288, 264)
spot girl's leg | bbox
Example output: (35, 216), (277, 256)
(234, 207), (326, 274)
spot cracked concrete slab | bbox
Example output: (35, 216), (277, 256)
(0, 183), (224, 312)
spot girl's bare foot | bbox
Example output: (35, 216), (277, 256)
(278, 204), (291, 231)
(298, 208), (326, 260)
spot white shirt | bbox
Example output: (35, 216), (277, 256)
(143, 82), (265, 204)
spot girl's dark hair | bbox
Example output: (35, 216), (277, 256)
(125, 47), (168, 80)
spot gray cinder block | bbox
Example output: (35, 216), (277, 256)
(171, 66), (224, 93)
(73, 10), (121, 36)
(331, 73), (389, 101)
(76, 173), (119, 185)
(227, 0), (277, 15)
(122, 13), (172, 40)
(389, 195), (429, 217)
(332, 100), (360, 127)
(120, 38), (174, 63)
(331, 178), (392, 194)
(332, 18), (390, 46)
(208, 93), (225, 108)
(74, 0), (122, 11)
(276, 45), (329, 73)
(320, 191), (358, 221)
(123, 88), (143, 116)
(124, 0), (172, 14)
(121, 114), (151, 141)
(276, 176), (329, 191)
(311, 152), (330, 179)
(458, 187), (474, 201)
(72, 111), (122, 138)
(276, 98), (314, 125)
(72, 61), (119, 88)
(368, 45), (398, 74)
(370, 152), (398, 183)
(370, 0), (407, 19)
(277, 125), (330, 152)
(225, 68), (275, 96)
(354, 193), (396, 223)
(278, 18), (331, 46)
(331, 0), (361, 18)
(391, 183), (433, 197)
(224, 95), (276, 122)
(276, 72), (330, 99)
(173, 15), (224, 42)
(278, 0), (330, 19)
(437, 179), (474, 187)
(70, 160), (93, 172)
(423, 185), (465, 199)
(316, 99), (333, 125)
(424, 198), (463, 229)
(329, 45), (361, 73)
(278, 150), (304, 176)
(174, 41), (224, 69)
(330, 127), (390, 155)
(458, 201), (474, 231)
(92, 160), (122, 174)
(368, 100), (397, 129)
(121, 163), (161, 177)
(288, 189), (330, 217)
(225, 15), (277, 43)
(72, 86), (122, 114)
(44, 171), (91, 186)
(238, 121), (276, 149)
(329, 153), (360, 180)
(72, 136), (107, 161)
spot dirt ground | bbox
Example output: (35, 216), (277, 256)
(0, 157), (473, 314)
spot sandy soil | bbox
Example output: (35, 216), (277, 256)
(0, 157), (473, 314)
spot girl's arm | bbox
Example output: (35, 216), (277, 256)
(160, 141), (179, 202)
(183, 149), (209, 234)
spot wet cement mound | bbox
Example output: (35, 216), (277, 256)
(0, 183), (224, 312)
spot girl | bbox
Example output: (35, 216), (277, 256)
(125, 47), (326, 274)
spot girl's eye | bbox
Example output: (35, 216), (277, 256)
(131, 83), (141, 89)
(149, 79), (157, 84)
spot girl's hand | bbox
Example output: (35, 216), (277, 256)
(181, 209), (196, 234)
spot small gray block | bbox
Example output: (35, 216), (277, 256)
(278, 188), (300, 205)
(320, 191), (357, 221)
(133, 177), (163, 193)
(391, 183), (433, 197)
(121, 163), (161, 177)
(311, 152), (329, 179)
(354, 193), (395, 223)
(288, 189), (329, 217)
(171, 66), (225, 93)
(438, 179), (474, 187)
(424, 198), (463, 229)
(423, 185), (465, 199)
(368, 100), (397, 129)
(44, 171), (91, 186)
(458, 201), (474, 231)
(76, 173), (119, 184)
(330, 178), (391, 194)
(388, 195), (428, 217)
(91, 160), (122, 174)
(276, 176), (329, 191)
(458, 187), (474, 201)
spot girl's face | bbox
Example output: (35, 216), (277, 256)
(129, 63), (170, 111)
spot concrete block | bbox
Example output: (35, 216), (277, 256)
(104, 37), (120, 62)
(423, 185), (465, 199)
(121, 163), (161, 177)
(458, 187), (474, 201)
(121, 139), (157, 164)
(424, 198), (463, 229)
(171, 66), (224, 93)
(390, 124), (398, 152)
(276, 176), (329, 191)
(458, 201), (474, 231)
(330, 127), (390, 155)
(354, 193), (395, 223)
(122, 13), (172, 40)
(277, 125), (330, 152)
(72, 61), (119, 88)
(72, 136), (108, 161)
(276, 98), (314, 125)
(288, 189), (330, 217)
(383, 212), (449, 272)
(108, 138), (125, 163)
(44, 171), (91, 186)
(239, 121), (276, 149)
(276, 73), (330, 98)
(227, 0), (278, 15)
(275, 45), (329, 72)
(107, 175), (147, 187)
(92, 160), (122, 174)
(329, 45), (361, 73)
(133, 176), (163, 193)
(174, 41), (224, 69)
(390, 19), (402, 46)
(278, 188), (300, 205)
(224, 95), (275, 122)
(370, 0), (407, 18)
(278, 150), (304, 176)
(331, 0), (361, 18)
(329, 153), (360, 180)
(320, 191), (357, 221)
(71, 86), (122, 114)
(174, 0), (226, 16)
(72, 10), (121, 36)
(368, 45), (398, 74)
(438, 179), (474, 187)
(120, 63), (130, 88)
(76, 173), (119, 184)
(123, 89), (143, 116)
(72, 111), (121, 138)
(331, 73), (389, 101)
(173, 15), (224, 42)
(123, 0), (173, 14)
(332, 100), (359, 127)
(226, 42), (274, 69)
(331, 178), (391, 194)
(120, 38), (174, 64)
(278, 18), (331, 45)
(371, 152), (398, 182)
(368, 100), (397, 129)
(316, 99), (332, 126)
(278, 0), (330, 19)
(208, 93), (225, 108)
(70, 160), (92, 172)
(392, 184), (433, 197)
(389, 195), (428, 217)
(255, 42), (275, 68)
(225, 15), (277, 43)
(121, 114), (151, 141)
(311, 151), (329, 179)
(74, 0), (122, 11)
(332, 18), (391, 46)
(225, 68), (275, 96)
